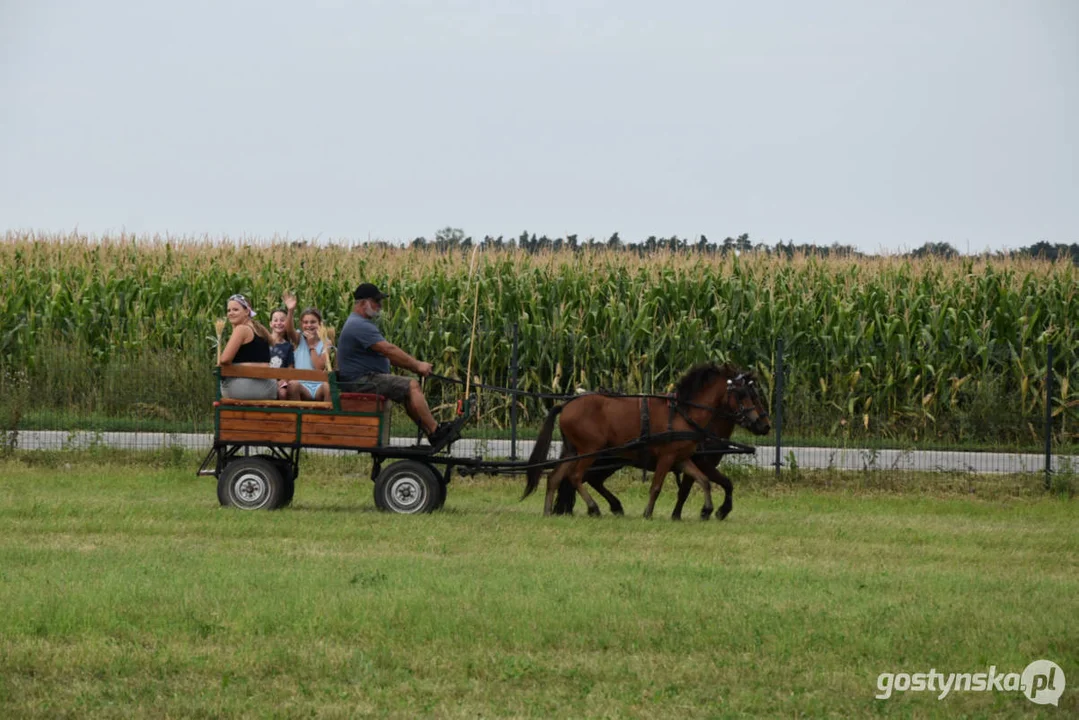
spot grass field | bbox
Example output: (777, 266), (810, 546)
(0, 455), (1075, 718)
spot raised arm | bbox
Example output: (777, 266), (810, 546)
(283, 292), (300, 346)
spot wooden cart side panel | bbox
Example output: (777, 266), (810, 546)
(381, 402), (392, 445)
(214, 403), (392, 449)
(301, 415), (381, 449)
(216, 409), (299, 444)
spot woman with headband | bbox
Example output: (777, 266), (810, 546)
(218, 294), (277, 400)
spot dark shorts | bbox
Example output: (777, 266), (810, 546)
(340, 373), (414, 403)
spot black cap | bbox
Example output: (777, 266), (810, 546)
(353, 282), (388, 301)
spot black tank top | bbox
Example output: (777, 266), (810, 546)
(232, 333), (271, 363)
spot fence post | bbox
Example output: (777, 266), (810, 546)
(1045, 343), (1054, 490)
(775, 338), (784, 477)
(510, 322), (519, 461)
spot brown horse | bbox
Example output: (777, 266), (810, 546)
(524, 364), (767, 518)
(552, 370), (771, 519)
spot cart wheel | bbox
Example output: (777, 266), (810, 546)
(430, 466), (448, 511)
(218, 457), (286, 510)
(259, 456), (295, 509)
(374, 460), (440, 514)
(278, 474), (296, 508)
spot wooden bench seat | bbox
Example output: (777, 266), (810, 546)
(216, 399), (333, 410)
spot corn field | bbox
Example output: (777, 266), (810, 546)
(0, 231), (1075, 447)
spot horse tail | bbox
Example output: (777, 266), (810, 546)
(523, 403), (565, 499)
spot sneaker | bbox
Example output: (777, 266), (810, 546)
(426, 422), (455, 449)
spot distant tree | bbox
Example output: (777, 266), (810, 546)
(909, 242), (959, 259)
(1011, 242), (1079, 265)
(434, 227), (465, 253)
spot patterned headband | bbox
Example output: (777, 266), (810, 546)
(228, 293), (257, 318)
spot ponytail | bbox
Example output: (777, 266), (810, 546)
(251, 320), (272, 343)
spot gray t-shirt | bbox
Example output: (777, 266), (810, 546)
(338, 312), (391, 379)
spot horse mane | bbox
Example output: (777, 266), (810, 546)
(674, 363), (739, 404)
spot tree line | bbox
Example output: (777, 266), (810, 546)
(401, 228), (1079, 263)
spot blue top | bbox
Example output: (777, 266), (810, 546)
(338, 312), (390, 379)
(269, 340), (294, 370)
(294, 335), (324, 372)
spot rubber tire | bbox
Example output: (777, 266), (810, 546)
(372, 461), (388, 512)
(431, 467), (448, 511)
(374, 461), (440, 514)
(217, 473), (233, 507)
(218, 457), (286, 510)
(277, 474), (296, 509)
(260, 456), (295, 509)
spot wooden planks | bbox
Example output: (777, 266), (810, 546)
(340, 393), (387, 413)
(301, 414), (381, 448)
(215, 405), (390, 449)
(217, 410), (298, 443)
(218, 398), (333, 410)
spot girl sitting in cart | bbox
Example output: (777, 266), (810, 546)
(268, 293), (298, 399)
(284, 303), (332, 402)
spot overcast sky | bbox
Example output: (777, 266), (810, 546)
(2, 0), (1076, 254)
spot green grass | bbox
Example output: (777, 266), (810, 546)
(0, 456), (1075, 718)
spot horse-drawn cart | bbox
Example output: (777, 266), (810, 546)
(198, 364), (762, 516)
(198, 365), (475, 513)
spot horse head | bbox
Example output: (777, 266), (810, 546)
(725, 371), (771, 435)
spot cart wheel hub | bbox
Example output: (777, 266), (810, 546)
(391, 477), (422, 508)
(236, 473), (267, 503)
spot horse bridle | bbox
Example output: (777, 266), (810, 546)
(671, 372), (765, 436)
(726, 373), (767, 427)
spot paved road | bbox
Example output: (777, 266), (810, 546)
(11, 431), (1073, 474)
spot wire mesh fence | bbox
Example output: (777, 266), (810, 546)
(1, 329), (1075, 486)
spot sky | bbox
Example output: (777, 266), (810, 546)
(1, 0), (1076, 254)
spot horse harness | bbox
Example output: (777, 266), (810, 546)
(636, 373), (757, 463)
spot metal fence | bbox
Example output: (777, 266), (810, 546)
(1, 329), (1075, 486)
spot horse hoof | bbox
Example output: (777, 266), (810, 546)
(717, 509), (731, 521)
(671, 513), (682, 522)
(587, 507), (601, 518)
(611, 507), (624, 517)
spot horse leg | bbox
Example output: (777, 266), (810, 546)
(556, 473), (622, 516)
(643, 455), (676, 520)
(553, 476), (576, 515)
(699, 463), (734, 520)
(552, 443), (578, 515)
(698, 472), (715, 521)
(543, 462), (572, 516)
(567, 458), (602, 517)
(674, 460), (714, 520)
(671, 471), (690, 521)
(590, 480), (624, 516)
